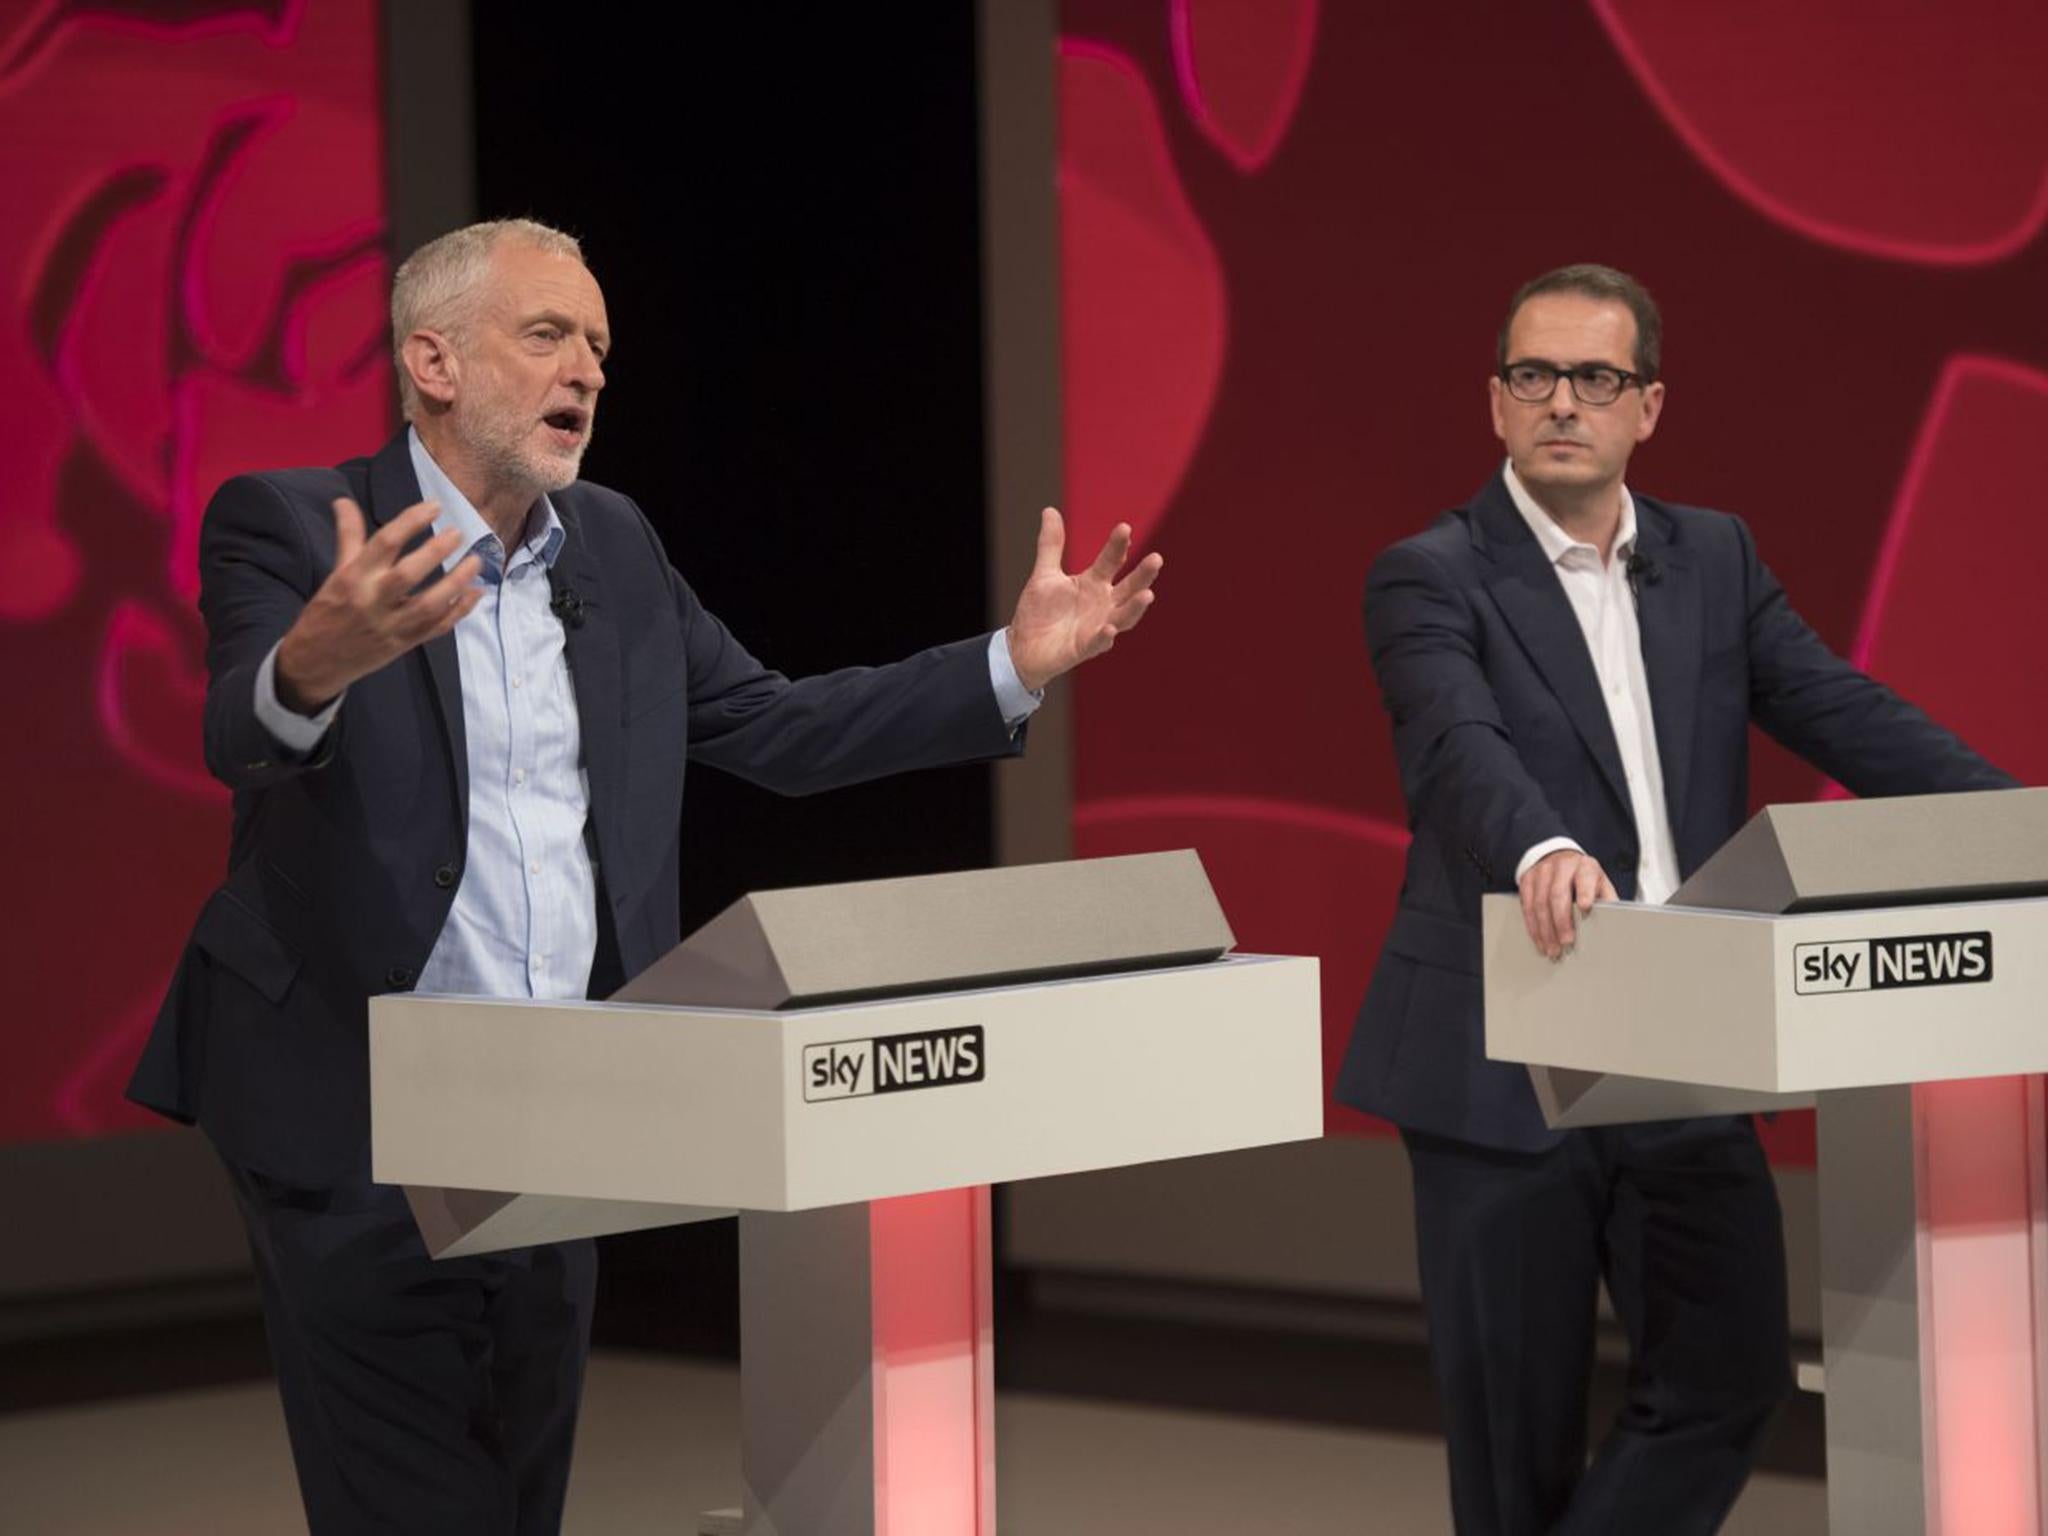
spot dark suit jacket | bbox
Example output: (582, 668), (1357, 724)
(1335, 471), (2016, 1152)
(129, 435), (1022, 1184)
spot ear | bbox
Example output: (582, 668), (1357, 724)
(400, 329), (460, 411)
(1635, 379), (1665, 444)
(1488, 374), (1508, 445)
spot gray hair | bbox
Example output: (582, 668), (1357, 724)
(390, 218), (585, 420)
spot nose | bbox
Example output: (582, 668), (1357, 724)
(565, 335), (605, 394)
(1545, 373), (1577, 416)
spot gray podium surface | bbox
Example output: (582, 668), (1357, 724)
(370, 851), (1323, 1535)
(1485, 787), (2048, 1536)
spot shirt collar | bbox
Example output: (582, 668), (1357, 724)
(1502, 459), (1636, 568)
(407, 426), (566, 576)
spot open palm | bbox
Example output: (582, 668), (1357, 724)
(1005, 507), (1163, 692)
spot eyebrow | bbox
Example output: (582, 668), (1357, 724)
(519, 310), (610, 351)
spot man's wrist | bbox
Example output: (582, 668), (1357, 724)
(988, 628), (1044, 727)
(274, 631), (338, 716)
(255, 641), (342, 754)
(1005, 625), (1049, 694)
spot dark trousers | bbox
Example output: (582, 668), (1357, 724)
(1403, 1117), (1791, 1536)
(224, 1158), (598, 1536)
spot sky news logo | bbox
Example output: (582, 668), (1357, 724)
(802, 1026), (985, 1103)
(1793, 932), (1993, 996)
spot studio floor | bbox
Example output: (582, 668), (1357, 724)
(1, 1348), (1826, 1534)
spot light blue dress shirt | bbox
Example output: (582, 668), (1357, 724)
(252, 432), (1042, 1003)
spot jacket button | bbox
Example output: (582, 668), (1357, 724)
(433, 863), (459, 889)
(386, 966), (416, 989)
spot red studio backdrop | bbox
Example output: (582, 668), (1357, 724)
(0, 0), (388, 1143)
(1058, 0), (2048, 1165)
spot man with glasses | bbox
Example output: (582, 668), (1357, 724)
(1337, 263), (2013, 1534)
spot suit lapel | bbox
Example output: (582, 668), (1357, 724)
(367, 435), (468, 812)
(1472, 477), (1632, 818)
(1631, 500), (1700, 842)
(548, 494), (622, 847)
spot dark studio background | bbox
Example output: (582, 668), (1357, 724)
(472, 5), (996, 1354)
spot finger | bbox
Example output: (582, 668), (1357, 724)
(1109, 551), (1164, 605)
(1598, 871), (1620, 902)
(387, 527), (469, 595)
(1069, 622), (1117, 665)
(1549, 871), (1577, 952)
(331, 498), (367, 567)
(1529, 874), (1561, 958)
(1539, 872), (1568, 957)
(1087, 522), (1133, 582)
(422, 579), (487, 641)
(404, 553), (484, 625)
(361, 499), (444, 566)
(1520, 876), (1548, 955)
(1574, 860), (1601, 913)
(1031, 507), (1066, 578)
(1106, 588), (1156, 632)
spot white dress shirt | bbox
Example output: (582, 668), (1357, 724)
(1503, 462), (1682, 905)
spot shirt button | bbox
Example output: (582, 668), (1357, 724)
(511, 676), (523, 690)
(514, 768), (527, 786)
(529, 860), (541, 875)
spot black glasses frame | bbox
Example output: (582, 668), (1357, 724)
(1499, 359), (1646, 406)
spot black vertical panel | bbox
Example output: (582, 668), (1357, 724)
(472, 6), (989, 1351)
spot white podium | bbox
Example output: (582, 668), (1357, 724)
(370, 851), (1322, 1535)
(1485, 787), (2048, 1535)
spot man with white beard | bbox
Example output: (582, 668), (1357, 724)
(129, 218), (1162, 1536)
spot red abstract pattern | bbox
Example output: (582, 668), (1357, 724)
(1170, 0), (1317, 174)
(1592, 0), (2048, 265)
(1059, 40), (1226, 566)
(1850, 356), (2048, 784)
(0, 0), (387, 1141)
(1060, 3), (2048, 1153)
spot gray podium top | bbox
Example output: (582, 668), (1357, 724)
(1494, 786), (2047, 1131)
(613, 848), (1235, 1010)
(1671, 786), (2048, 915)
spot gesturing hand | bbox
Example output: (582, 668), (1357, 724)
(273, 497), (485, 713)
(1519, 848), (1619, 960)
(1004, 508), (1163, 693)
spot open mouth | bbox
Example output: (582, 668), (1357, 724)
(542, 407), (589, 446)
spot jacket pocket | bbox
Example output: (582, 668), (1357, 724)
(192, 889), (302, 1004)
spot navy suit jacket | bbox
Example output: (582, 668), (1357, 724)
(129, 434), (1022, 1184)
(1335, 471), (2016, 1152)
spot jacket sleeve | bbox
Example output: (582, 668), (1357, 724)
(1365, 539), (1571, 883)
(199, 475), (340, 792)
(640, 508), (1022, 796)
(1736, 517), (2018, 795)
